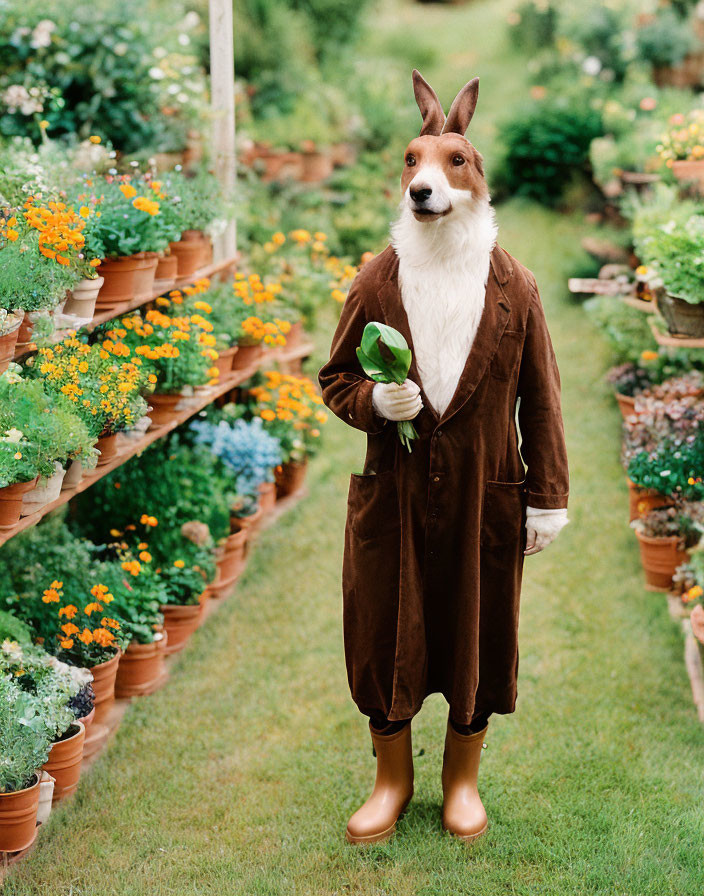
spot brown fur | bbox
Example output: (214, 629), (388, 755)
(401, 134), (488, 200)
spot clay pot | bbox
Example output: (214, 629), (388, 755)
(169, 236), (207, 278)
(634, 530), (689, 592)
(132, 253), (159, 301)
(213, 346), (238, 378)
(95, 256), (142, 308)
(0, 477), (39, 531)
(285, 320), (304, 349)
(77, 706), (95, 735)
(656, 291), (704, 338)
(216, 528), (247, 585)
(148, 392), (183, 427)
(0, 316), (22, 374)
(36, 771), (55, 825)
(0, 773), (40, 853)
(627, 479), (668, 523)
(671, 159), (704, 192)
(614, 391), (636, 419)
(114, 633), (168, 698)
(275, 459), (308, 498)
(89, 651), (121, 726)
(21, 463), (65, 516)
(64, 276), (104, 319)
(160, 604), (201, 655)
(62, 458), (84, 490)
(96, 432), (120, 466)
(155, 253), (178, 283)
(42, 722), (85, 803)
(232, 342), (263, 370)
(15, 312), (34, 350)
(259, 480), (277, 514)
(300, 148), (334, 183)
(231, 504), (263, 537)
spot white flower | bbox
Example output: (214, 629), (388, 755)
(149, 66), (165, 80)
(582, 55), (602, 76)
(1, 639), (22, 659)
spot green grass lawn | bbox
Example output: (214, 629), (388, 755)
(5, 1), (704, 894)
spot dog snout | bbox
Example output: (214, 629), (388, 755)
(410, 185), (432, 204)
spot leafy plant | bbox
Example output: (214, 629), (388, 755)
(0, 674), (51, 793)
(246, 370), (327, 461)
(635, 8), (696, 70)
(631, 501), (704, 548)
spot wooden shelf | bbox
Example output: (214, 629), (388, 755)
(0, 339), (314, 547)
(649, 318), (704, 349)
(623, 295), (657, 313)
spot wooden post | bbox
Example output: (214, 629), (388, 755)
(209, 0), (237, 261)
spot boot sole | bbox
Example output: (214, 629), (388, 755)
(344, 797), (412, 846)
(442, 821), (488, 843)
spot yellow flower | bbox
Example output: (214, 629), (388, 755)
(89, 135), (101, 144)
(174, 559), (185, 569)
(120, 183), (137, 200)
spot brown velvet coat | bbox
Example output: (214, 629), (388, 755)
(319, 243), (569, 725)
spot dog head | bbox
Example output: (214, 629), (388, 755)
(401, 71), (488, 223)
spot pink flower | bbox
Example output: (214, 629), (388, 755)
(639, 97), (656, 112)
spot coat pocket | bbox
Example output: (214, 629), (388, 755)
(490, 330), (524, 382)
(347, 470), (400, 541)
(480, 479), (526, 548)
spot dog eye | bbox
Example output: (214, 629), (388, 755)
(452, 154), (465, 166)
(405, 154), (416, 167)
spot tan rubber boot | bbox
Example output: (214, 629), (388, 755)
(345, 723), (414, 845)
(441, 720), (488, 842)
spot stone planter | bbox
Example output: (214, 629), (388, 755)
(161, 603), (201, 654)
(232, 342), (263, 370)
(634, 530), (689, 592)
(275, 459), (308, 498)
(21, 463), (65, 516)
(89, 651), (121, 726)
(0, 773), (40, 853)
(64, 276), (104, 320)
(0, 477), (39, 531)
(656, 291), (704, 339)
(42, 722), (85, 803)
(114, 633), (168, 698)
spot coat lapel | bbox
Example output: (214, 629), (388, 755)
(377, 246), (513, 429)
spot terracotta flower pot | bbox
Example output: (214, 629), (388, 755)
(0, 477), (39, 531)
(21, 463), (65, 516)
(0, 318), (22, 374)
(15, 312), (34, 350)
(132, 252), (159, 301)
(672, 159), (704, 192)
(114, 634), (168, 698)
(634, 529), (689, 592)
(285, 320), (304, 349)
(0, 773), (40, 853)
(275, 459), (308, 498)
(627, 479), (668, 523)
(300, 148), (334, 183)
(161, 604), (201, 654)
(96, 432), (120, 466)
(95, 256), (142, 308)
(169, 237), (207, 278)
(216, 528), (247, 586)
(64, 276), (104, 319)
(148, 392), (184, 427)
(213, 346), (238, 378)
(232, 342), (263, 370)
(231, 504), (263, 537)
(77, 706), (95, 735)
(155, 253), (178, 283)
(89, 651), (121, 726)
(259, 480), (277, 514)
(42, 722), (85, 803)
(615, 391), (636, 419)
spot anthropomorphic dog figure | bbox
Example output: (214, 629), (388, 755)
(319, 71), (569, 845)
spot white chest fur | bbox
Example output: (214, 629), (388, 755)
(391, 202), (497, 417)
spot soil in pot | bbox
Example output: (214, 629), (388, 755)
(0, 477), (39, 531)
(0, 774), (40, 853)
(275, 459), (308, 498)
(148, 393), (184, 427)
(114, 634), (168, 698)
(161, 604), (201, 654)
(89, 652), (121, 726)
(656, 292), (704, 338)
(634, 530), (689, 592)
(232, 343), (263, 370)
(42, 721), (85, 803)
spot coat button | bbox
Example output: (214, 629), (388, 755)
(433, 475), (440, 483)
(436, 430), (443, 437)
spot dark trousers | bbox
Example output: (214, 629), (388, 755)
(370, 710), (491, 737)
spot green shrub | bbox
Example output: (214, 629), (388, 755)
(507, 1), (558, 52)
(636, 8), (696, 70)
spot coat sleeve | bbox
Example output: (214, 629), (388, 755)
(516, 277), (569, 509)
(318, 275), (388, 434)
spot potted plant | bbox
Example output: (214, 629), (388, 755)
(158, 557), (211, 653)
(0, 308), (25, 374)
(161, 168), (222, 276)
(631, 502), (704, 591)
(657, 110), (704, 189)
(606, 363), (654, 418)
(248, 371), (327, 496)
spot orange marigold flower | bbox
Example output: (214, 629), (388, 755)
(84, 602), (103, 616)
(58, 605), (78, 619)
(61, 623), (80, 636)
(174, 559), (185, 569)
(59, 638), (74, 650)
(78, 628), (94, 645)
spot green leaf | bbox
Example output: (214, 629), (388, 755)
(357, 322), (412, 385)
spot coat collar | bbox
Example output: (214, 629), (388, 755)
(377, 245), (513, 428)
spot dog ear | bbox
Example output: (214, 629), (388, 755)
(442, 77), (479, 136)
(412, 69), (445, 137)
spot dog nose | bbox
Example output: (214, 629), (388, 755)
(410, 186), (432, 203)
